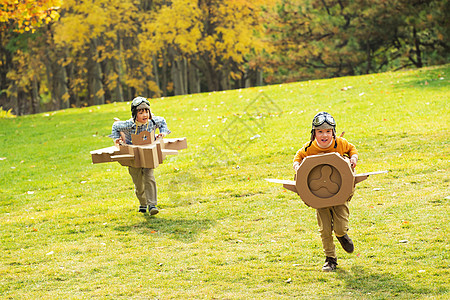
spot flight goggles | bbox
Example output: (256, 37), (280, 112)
(312, 113), (336, 127)
(131, 97), (150, 108)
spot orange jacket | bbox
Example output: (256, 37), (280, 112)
(293, 137), (358, 164)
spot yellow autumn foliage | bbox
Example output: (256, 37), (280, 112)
(0, 0), (62, 32)
(141, 0), (270, 71)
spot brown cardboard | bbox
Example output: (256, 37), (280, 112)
(90, 134), (187, 169)
(296, 153), (355, 208)
(131, 130), (155, 145)
(266, 153), (387, 209)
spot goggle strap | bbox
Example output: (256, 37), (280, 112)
(305, 140), (313, 152)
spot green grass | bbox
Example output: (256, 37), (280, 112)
(1, 65), (449, 299)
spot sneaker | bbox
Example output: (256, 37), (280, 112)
(337, 234), (354, 253)
(148, 206), (159, 215)
(322, 256), (337, 272)
(138, 206), (147, 213)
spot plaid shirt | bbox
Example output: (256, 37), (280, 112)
(110, 115), (171, 145)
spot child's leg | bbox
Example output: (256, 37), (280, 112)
(316, 208), (336, 258)
(331, 203), (350, 237)
(332, 203), (354, 253)
(142, 168), (157, 207)
(128, 167), (147, 207)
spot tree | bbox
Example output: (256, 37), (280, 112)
(265, 0), (449, 83)
(0, 0), (62, 114)
(0, 0), (61, 33)
(140, 0), (273, 93)
(390, 0), (450, 69)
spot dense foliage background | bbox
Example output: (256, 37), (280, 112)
(0, 0), (448, 115)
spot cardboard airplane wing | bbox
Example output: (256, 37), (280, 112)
(266, 153), (387, 209)
(90, 132), (187, 169)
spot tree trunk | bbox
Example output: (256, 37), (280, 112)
(256, 69), (263, 86)
(113, 57), (124, 102)
(56, 62), (70, 109)
(161, 54), (168, 97)
(112, 32), (124, 102)
(188, 62), (200, 94)
(152, 55), (161, 96)
(413, 27), (423, 68)
(31, 76), (40, 114)
(169, 48), (187, 95)
(87, 38), (105, 105)
(10, 83), (18, 115)
(202, 60), (220, 91)
(220, 70), (229, 91)
(366, 42), (372, 74)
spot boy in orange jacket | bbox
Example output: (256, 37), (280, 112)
(293, 112), (358, 271)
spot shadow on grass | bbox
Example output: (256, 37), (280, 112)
(339, 266), (436, 297)
(114, 216), (216, 243)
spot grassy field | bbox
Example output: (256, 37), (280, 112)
(1, 65), (449, 299)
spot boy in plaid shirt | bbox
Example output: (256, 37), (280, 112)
(110, 97), (171, 215)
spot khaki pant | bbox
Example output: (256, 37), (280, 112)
(128, 167), (157, 207)
(316, 202), (350, 258)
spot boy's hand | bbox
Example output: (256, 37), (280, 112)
(293, 161), (301, 171)
(114, 138), (123, 146)
(155, 133), (166, 140)
(350, 155), (358, 168)
(114, 132), (126, 146)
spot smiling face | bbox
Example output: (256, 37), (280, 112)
(315, 128), (334, 148)
(136, 109), (150, 124)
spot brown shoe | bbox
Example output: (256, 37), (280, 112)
(337, 234), (354, 253)
(322, 257), (337, 272)
(148, 206), (159, 215)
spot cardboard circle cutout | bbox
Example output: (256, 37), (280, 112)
(296, 153), (354, 208)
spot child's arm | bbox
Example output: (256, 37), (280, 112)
(152, 116), (171, 139)
(293, 147), (307, 171)
(345, 139), (358, 168)
(110, 119), (131, 145)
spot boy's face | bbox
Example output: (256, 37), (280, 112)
(315, 129), (334, 148)
(136, 109), (150, 123)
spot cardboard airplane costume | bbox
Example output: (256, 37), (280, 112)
(267, 152), (387, 209)
(91, 130), (187, 169)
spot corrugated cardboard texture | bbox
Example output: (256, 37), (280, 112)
(90, 135), (187, 169)
(296, 153), (355, 209)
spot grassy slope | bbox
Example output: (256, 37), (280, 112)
(0, 65), (449, 299)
